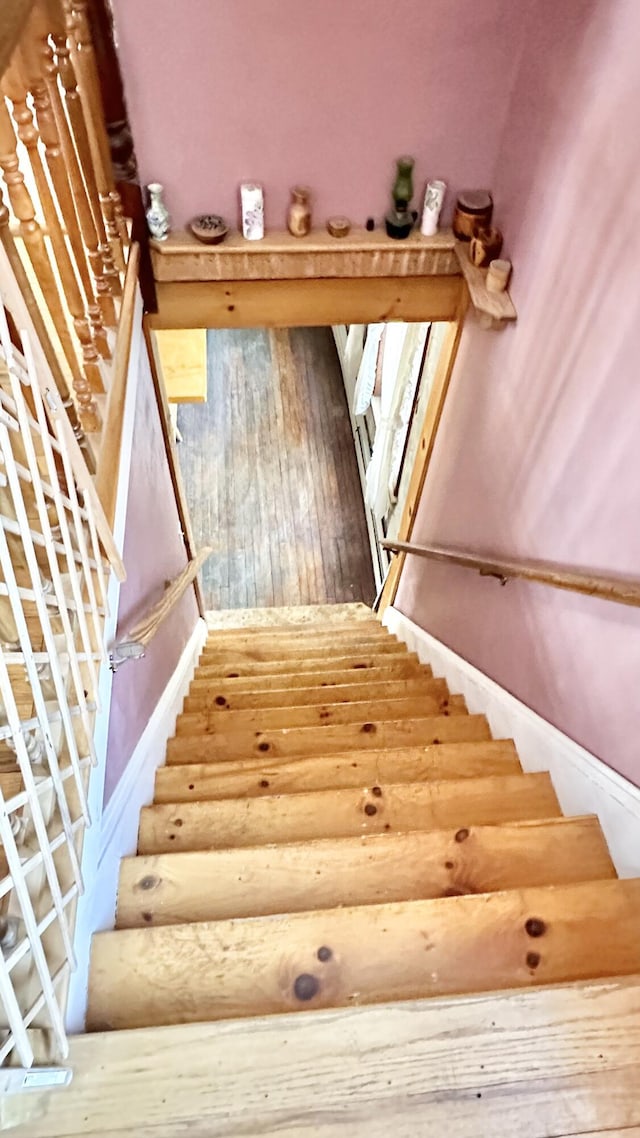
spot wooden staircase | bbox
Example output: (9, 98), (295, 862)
(87, 607), (640, 1033)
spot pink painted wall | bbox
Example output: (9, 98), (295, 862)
(396, 0), (640, 784)
(110, 0), (525, 229)
(104, 346), (199, 805)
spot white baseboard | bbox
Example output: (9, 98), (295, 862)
(383, 607), (640, 878)
(66, 616), (206, 1032)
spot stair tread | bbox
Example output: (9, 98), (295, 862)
(188, 660), (432, 693)
(199, 638), (403, 665)
(154, 740), (522, 802)
(194, 650), (416, 679)
(117, 815), (615, 927)
(166, 713), (491, 764)
(174, 693), (467, 736)
(183, 675), (444, 713)
(205, 617), (383, 639)
(138, 772), (560, 853)
(89, 878), (640, 1030)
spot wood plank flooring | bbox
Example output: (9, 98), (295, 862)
(177, 327), (375, 609)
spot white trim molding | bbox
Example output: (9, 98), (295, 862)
(383, 607), (640, 879)
(67, 616), (206, 1032)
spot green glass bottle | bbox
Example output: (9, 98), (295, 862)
(386, 156), (415, 239)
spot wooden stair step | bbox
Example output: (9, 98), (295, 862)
(199, 637), (403, 666)
(182, 674), (444, 713)
(174, 693), (467, 737)
(204, 617), (383, 641)
(188, 660), (432, 694)
(138, 772), (560, 853)
(88, 878), (640, 1030)
(155, 740), (521, 802)
(117, 816), (615, 927)
(194, 650), (417, 680)
(203, 626), (392, 650)
(166, 713), (491, 765)
(31, 978), (640, 1138)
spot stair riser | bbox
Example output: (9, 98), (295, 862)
(117, 817), (615, 927)
(154, 741), (521, 802)
(182, 676), (447, 714)
(89, 879), (640, 1030)
(138, 773), (560, 853)
(165, 714), (491, 765)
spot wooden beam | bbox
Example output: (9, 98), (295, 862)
(22, 977), (640, 1137)
(138, 772), (559, 852)
(150, 227), (459, 282)
(149, 276), (463, 330)
(88, 879), (640, 1029)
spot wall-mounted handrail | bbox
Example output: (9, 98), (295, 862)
(110, 545), (212, 670)
(381, 539), (640, 608)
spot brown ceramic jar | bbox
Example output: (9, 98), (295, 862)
(452, 190), (493, 240)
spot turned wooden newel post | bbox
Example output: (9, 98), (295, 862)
(19, 8), (111, 361)
(2, 57), (105, 397)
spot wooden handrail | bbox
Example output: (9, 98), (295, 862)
(381, 540), (640, 608)
(95, 241), (140, 530)
(109, 546), (212, 669)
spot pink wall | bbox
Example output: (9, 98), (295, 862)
(104, 346), (199, 805)
(110, 0), (525, 229)
(397, 0), (640, 784)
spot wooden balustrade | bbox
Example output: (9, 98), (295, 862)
(0, 0), (140, 448)
(18, 7), (111, 360)
(381, 540), (640, 608)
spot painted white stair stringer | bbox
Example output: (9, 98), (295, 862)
(383, 606), (640, 878)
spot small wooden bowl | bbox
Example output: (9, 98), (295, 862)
(327, 216), (351, 238)
(189, 214), (228, 245)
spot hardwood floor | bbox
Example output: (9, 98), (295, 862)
(177, 327), (375, 610)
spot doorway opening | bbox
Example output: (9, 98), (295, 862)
(157, 319), (448, 612)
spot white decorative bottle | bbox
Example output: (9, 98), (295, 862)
(240, 183), (264, 240)
(420, 179), (447, 237)
(145, 182), (171, 240)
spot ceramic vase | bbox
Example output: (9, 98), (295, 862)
(420, 179), (447, 237)
(146, 182), (170, 241)
(287, 186), (312, 237)
(240, 183), (264, 240)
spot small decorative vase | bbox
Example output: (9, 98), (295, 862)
(146, 182), (170, 240)
(240, 183), (264, 240)
(287, 186), (312, 237)
(420, 179), (447, 237)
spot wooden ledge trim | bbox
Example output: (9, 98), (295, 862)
(151, 227), (459, 282)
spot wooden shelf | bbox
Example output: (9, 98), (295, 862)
(454, 241), (517, 329)
(151, 227), (459, 283)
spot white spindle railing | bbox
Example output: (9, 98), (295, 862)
(0, 294), (112, 1089)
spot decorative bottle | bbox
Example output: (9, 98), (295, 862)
(240, 183), (265, 240)
(385, 156), (415, 240)
(420, 179), (447, 236)
(145, 183), (171, 241)
(287, 186), (312, 237)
